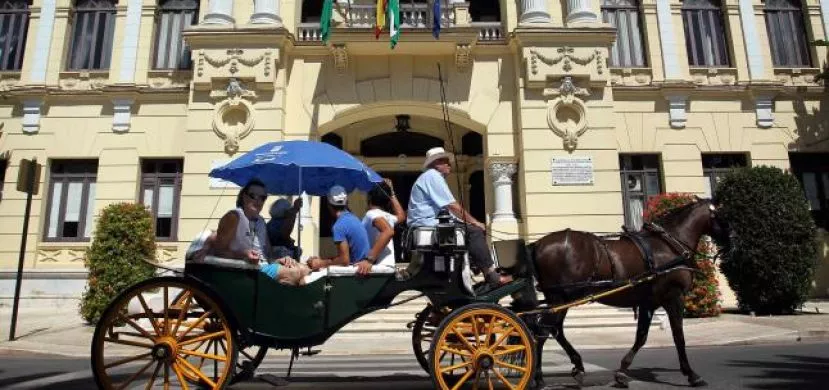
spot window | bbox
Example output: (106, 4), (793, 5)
(67, 0), (117, 70)
(682, 0), (730, 67)
(0, 0), (30, 71)
(153, 0), (198, 70)
(765, 0), (811, 67)
(461, 132), (483, 156)
(44, 160), (98, 241)
(789, 153), (829, 228)
(601, 0), (646, 67)
(140, 159), (183, 240)
(620, 154), (662, 230)
(701, 153), (748, 198)
(470, 0), (501, 22)
(301, 0), (322, 23)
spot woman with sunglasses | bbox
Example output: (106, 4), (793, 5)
(210, 179), (309, 285)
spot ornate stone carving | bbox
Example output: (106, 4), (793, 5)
(530, 47), (602, 75)
(199, 49), (266, 77)
(455, 44), (473, 73)
(689, 68), (738, 86)
(489, 162), (517, 183)
(544, 76), (590, 152)
(147, 72), (190, 89)
(210, 78), (257, 101)
(59, 73), (107, 91)
(0, 76), (19, 92)
(330, 44), (348, 75)
(212, 80), (256, 155)
(37, 248), (85, 263)
(156, 246), (178, 263)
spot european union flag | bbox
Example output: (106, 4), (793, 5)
(433, 0), (441, 39)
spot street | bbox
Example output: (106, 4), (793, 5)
(0, 342), (826, 389)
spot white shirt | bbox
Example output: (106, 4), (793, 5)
(361, 208), (398, 268)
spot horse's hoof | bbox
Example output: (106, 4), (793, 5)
(689, 376), (708, 387)
(614, 371), (631, 388)
(571, 367), (585, 386)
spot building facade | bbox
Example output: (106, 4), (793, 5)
(1, 0), (828, 300)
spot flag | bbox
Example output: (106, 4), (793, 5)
(389, 0), (400, 48)
(320, 0), (334, 44)
(375, 0), (387, 39)
(432, 0), (441, 39)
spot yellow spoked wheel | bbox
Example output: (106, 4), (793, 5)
(429, 303), (535, 390)
(91, 277), (237, 389)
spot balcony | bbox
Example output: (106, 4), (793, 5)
(296, 2), (503, 43)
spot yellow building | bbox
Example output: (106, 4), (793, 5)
(1, 0), (828, 301)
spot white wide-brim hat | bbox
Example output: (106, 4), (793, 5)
(423, 147), (452, 169)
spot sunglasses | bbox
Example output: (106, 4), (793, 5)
(246, 192), (267, 202)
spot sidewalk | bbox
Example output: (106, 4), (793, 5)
(0, 301), (827, 358)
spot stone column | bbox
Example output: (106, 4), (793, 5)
(250, 0), (282, 25)
(202, 0), (234, 25)
(566, 0), (599, 24)
(27, 0), (57, 84)
(489, 162), (517, 222)
(519, 0), (552, 24)
(739, 0), (765, 79)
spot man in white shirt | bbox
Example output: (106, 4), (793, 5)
(407, 147), (511, 288)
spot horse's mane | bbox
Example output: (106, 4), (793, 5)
(650, 199), (707, 229)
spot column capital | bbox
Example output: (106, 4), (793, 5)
(489, 162), (518, 183)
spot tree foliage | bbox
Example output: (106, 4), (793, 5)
(80, 203), (156, 324)
(715, 166), (819, 314)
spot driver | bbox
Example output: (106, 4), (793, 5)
(407, 147), (512, 289)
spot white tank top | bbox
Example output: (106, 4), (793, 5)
(228, 208), (269, 261)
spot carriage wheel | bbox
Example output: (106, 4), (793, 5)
(91, 277), (237, 389)
(169, 291), (268, 385)
(429, 303), (535, 390)
(412, 305), (438, 374)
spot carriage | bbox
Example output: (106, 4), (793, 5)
(90, 140), (724, 389)
(90, 206), (546, 389)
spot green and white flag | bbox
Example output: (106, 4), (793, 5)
(320, 0), (334, 44)
(388, 0), (400, 48)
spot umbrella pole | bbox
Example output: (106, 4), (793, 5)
(297, 167), (302, 255)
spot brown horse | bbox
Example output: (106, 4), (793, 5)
(522, 198), (732, 388)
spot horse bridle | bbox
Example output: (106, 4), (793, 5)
(644, 201), (722, 264)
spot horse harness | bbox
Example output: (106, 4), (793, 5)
(622, 222), (697, 273)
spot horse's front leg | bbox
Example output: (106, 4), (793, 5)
(614, 304), (654, 388)
(664, 296), (707, 387)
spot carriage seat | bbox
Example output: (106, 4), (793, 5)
(302, 265), (396, 284)
(404, 225), (467, 253)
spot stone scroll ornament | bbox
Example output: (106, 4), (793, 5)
(545, 76), (590, 152)
(212, 78), (256, 155)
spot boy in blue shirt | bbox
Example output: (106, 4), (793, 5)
(307, 185), (371, 271)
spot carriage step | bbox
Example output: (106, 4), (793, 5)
(339, 318), (663, 333)
(300, 348), (322, 356)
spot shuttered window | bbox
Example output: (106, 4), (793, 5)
(44, 160), (98, 241)
(620, 154), (662, 231)
(602, 0), (647, 67)
(153, 0), (198, 70)
(67, 0), (117, 70)
(140, 159), (183, 240)
(682, 0), (730, 67)
(0, 0), (29, 71)
(764, 0), (811, 67)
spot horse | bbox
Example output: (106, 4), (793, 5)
(521, 197), (732, 388)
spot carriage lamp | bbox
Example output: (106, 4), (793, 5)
(436, 209), (457, 249)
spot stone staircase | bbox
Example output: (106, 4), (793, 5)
(337, 291), (668, 336)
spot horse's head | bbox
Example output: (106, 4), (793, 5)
(705, 198), (736, 253)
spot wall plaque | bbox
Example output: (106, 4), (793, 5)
(551, 156), (594, 185)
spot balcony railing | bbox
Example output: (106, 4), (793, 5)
(296, 3), (503, 43)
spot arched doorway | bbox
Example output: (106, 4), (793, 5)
(316, 113), (486, 260)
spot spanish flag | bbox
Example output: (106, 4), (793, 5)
(375, 0), (387, 39)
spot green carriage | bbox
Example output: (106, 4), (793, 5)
(90, 218), (539, 389)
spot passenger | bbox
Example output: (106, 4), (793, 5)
(211, 179), (309, 285)
(266, 197), (303, 260)
(360, 179), (406, 276)
(306, 185), (371, 272)
(408, 147), (512, 289)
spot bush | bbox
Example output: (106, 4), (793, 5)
(645, 193), (721, 318)
(80, 203), (157, 324)
(715, 166), (819, 314)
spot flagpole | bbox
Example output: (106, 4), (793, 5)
(297, 167), (303, 253)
